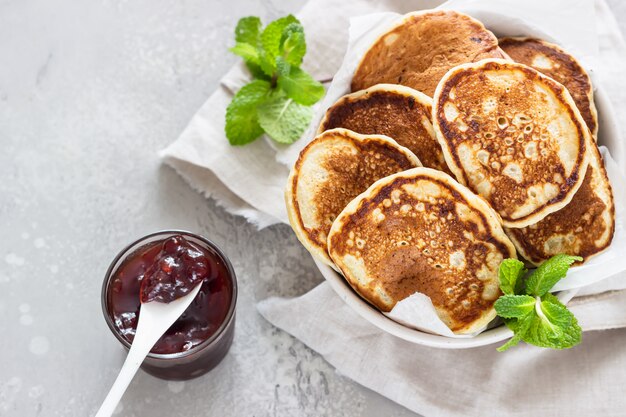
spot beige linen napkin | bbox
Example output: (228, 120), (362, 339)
(258, 284), (626, 417)
(161, 0), (626, 415)
(161, 0), (443, 227)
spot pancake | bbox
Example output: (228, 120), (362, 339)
(433, 59), (591, 228)
(351, 10), (509, 97)
(499, 37), (598, 138)
(327, 167), (517, 334)
(285, 128), (421, 267)
(506, 143), (615, 265)
(319, 84), (451, 174)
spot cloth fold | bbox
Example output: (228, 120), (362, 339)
(161, 0), (626, 415)
(258, 282), (626, 417)
(161, 84), (288, 227)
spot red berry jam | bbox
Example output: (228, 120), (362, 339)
(107, 235), (233, 355)
(140, 235), (210, 304)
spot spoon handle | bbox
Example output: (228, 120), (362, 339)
(95, 284), (202, 417)
(95, 315), (163, 417)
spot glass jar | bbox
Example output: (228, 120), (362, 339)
(101, 230), (237, 380)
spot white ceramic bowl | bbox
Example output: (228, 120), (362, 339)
(315, 10), (624, 349)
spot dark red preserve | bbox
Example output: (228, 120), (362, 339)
(140, 235), (210, 304)
(108, 235), (233, 355)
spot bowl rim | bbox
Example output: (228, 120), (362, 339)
(315, 259), (514, 348)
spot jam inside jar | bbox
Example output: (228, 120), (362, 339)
(102, 231), (237, 380)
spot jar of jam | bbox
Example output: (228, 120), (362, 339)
(101, 230), (237, 380)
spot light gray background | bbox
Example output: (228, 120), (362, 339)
(1, 1), (624, 416)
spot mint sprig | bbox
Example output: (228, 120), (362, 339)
(494, 255), (583, 352)
(226, 15), (325, 146)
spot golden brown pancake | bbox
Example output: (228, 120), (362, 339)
(351, 10), (508, 97)
(327, 167), (517, 334)
(319, 84), (451, 174)
(499, 37), (598, 138)
(433, 59), (591, 228)
(285, 128), (421, 267)
(506, 143), (615, 265)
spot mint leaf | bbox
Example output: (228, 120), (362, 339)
(261, 15), (299, 60)
(257, 93), (312, 144)
(497, 333), (522, 352)
(498, 259), (527, 296)
(225, 80), (271, 146)
(232, 17), (268, 79)
(235, 16), (262, 46)
(255, 48), (276, 77)
(494, 295), (535, 318)
(545, 305), (582, 348)
(275, 55), (291, 76)
(541, 292), (563, 306)
(522, 299), (581, 349)
(245, 61), (270, 80)
(280, 23), (306, 66)
(498, 314), (533, 352)
(525, 254), (582, 297)
(539, 293), (582, 347)
(230, 42), (260, 65)
(522, 314), (561, 348)
(277, 65), (325, 105)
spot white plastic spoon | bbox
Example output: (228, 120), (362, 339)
(95, 283), (202, 417)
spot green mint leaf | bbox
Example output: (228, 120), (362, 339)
(261, 15), (299, 61)
(525, 254), (582, 297)
(280, 22), (306, 66)
(494, 295), (535, 319)
(235, 16), (262, 46)
(552, 313), (582, 348)
(225, 80), (271, 146)
(244, 61), (270, 81)
(540, 300), (573, 329)
(277, 64), (325, 105)
(522, 298), (581, 349)
(257, 93), (313, 144)
(498, 259), (527, 295)
(230, 42), (260, 65)
(257, 48), (276, 77)
(275, 55), (291, 76)
(540, 293), (582, 347)
(497, 334), (522, 352)
(540, 292), (564, 306)
(231, 17), (271, 78)
(497, 314), (533, 352)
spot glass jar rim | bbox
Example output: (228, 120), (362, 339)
(101, 229), (238, 361)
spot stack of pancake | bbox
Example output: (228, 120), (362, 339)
(285, 10), (615, 335)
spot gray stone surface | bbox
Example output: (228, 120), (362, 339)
(0, 1), (623, 416)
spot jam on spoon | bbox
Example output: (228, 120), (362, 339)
(108, 234), (233, 355)
(140, 235), (210, 304)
